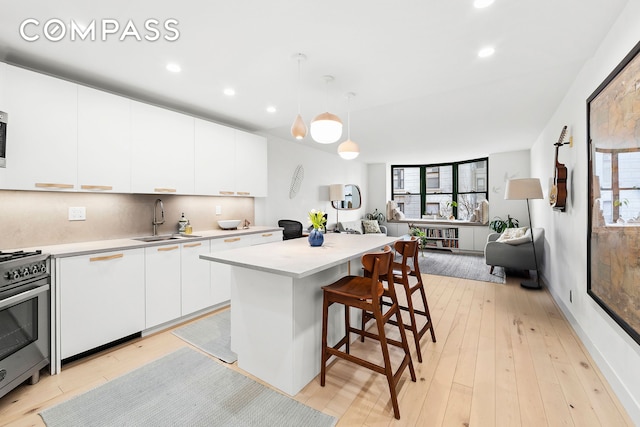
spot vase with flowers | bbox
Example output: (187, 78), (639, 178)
(308, 209), (327, 247)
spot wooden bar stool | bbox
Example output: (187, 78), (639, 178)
(362, 237), (436, 363)
(320, 246), (416, 420)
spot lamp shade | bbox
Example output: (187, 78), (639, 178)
(291, 113), (307, 139)
(310, 112), (343, 144)
(504, 178), (543, 200)
(329, 184), (345, 201)
(338, 139), (360, 159)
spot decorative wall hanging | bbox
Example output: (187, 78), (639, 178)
(289, 164), (304, 199)
(587, 40), (640, 345)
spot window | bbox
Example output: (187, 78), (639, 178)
(594, 149), (640, 224)
(391, 158), (488, 220)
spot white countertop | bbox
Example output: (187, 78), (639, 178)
(11, 226), (282, 258)
(200, 232), (399, 279)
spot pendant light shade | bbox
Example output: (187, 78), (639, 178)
(291, 113), (307, 140)
(337, 92), (360, 159)
(310, 75), (342, 144)
(338, 139), (360, 159)
(310, 112), (343, 144)
(290, 53), (307, 140)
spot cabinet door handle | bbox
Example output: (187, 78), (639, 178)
(154, 187), (177, 193)
(81, 185), (113, 191)
(237, 191), (250, 196)
(90, 253), (124, 262)
(184, 242), (202, 248)
(224, 238), (240, 243)
(261, 233), (273, 237)
(219, 191), (235, 195)
(158, 245), (179, 251)
(35, 183), (74, 189)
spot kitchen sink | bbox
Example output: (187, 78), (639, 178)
(133, 234), (203, 242)
(133, 234), (181, 242)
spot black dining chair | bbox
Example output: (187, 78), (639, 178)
(278, 219), (303, 240)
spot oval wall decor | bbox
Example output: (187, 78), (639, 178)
(289, 164), (304, 199)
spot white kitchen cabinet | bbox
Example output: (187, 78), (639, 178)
(250, 230), (283, 245)
(58, 249), (145, 359)
(181, 239), (212, 315)
(3, 65), (78, 191)
(235, 130), (268, 197)
(209, 235), (250, 305)
(131, 101), (194, 194)
(194, 118), (236, 196)
(77, 86), (131, 193)
(145, 243), (182, 328)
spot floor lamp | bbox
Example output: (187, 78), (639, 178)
(504, 178), (544, 289)
(329, 184), (345, 233)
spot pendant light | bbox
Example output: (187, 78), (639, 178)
(338, 92), (360, 160)
(290, 53), (307, 140)
(310, 75), (343, 144)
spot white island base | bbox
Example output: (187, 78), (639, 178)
(201, 233), (398, 396)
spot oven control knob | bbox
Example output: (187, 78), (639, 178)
(21, 267), (30, 277)
(39, 264), (47, 273)
(31, 265), (39, 274)
(12, 270), (20, 280)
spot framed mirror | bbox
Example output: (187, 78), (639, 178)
(331, 184), (362, 210)
(587, 40), (640, 345)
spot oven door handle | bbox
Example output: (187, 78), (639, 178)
(0, 284), (49, 310)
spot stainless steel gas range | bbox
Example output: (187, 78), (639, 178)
(0, 250), (50, 399)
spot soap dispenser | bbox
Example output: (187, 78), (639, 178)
(178, 213), (188, 233)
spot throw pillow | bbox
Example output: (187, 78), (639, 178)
(496, 227), (531, 245)
(362, 220), (382, 234)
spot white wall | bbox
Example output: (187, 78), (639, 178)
(530, 0), (640, 421)
(488, 150), (532, 226)
(260, 135), (368, 230)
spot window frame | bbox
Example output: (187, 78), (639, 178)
(391, 157), (489, 219)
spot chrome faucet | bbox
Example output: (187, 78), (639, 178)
(152, 199), (165, 235)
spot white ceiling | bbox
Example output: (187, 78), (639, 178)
(0, 0), (629, 164)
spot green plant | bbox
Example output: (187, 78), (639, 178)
(365, 209), (386, 223)
(409, 227), (428, 256)
(613, 198), (629, 207)
(489, 215), (519, 233)
(308, 209), (327, 230)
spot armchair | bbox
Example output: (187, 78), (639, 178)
(484, 228), (544, 274)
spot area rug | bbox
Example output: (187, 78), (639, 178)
(418, 250), (505, 284)
(172, 309), (237, 363)
(40, 347), (337, 427)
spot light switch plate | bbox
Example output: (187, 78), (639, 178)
(216, 205), (222, 215)
(69, 206), (86, 221)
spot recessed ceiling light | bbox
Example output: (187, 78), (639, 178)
(223, 88), (235, 96)
(478, 46), (495, 58)
(166, 63), (181, 73)
(474, 0), (495, 8)
(266, 106), (277, 113)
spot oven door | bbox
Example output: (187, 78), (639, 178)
(0, 280), (50, 398)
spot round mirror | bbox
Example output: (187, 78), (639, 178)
(331, 184), (362, 210)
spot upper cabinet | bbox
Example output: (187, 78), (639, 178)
(3, 66), (78, 191)
(77, 86), (131, 193)
(194, 118), (235, 196)
(131, 101), (195, 194)
(235, 130), (268, 197)
(0, 63), (267, 197)
(195, 120), (268, 197)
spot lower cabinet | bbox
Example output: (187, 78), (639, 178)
(181, 240), (212, 315)
(58, 249), (145, 360)
(145, 243), (182, 329)
(209, 235), (250, 306)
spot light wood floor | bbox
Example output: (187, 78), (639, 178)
(0, 273), (634, 427)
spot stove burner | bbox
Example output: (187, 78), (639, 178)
(0, 250), (42, 263)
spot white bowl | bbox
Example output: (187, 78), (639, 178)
(218, 219), (241, 229)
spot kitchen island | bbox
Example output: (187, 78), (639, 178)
(200, 233), (398, 395)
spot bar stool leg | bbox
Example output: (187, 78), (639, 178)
(375, 306), (401, 420)
(320, 294), (330, 387)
